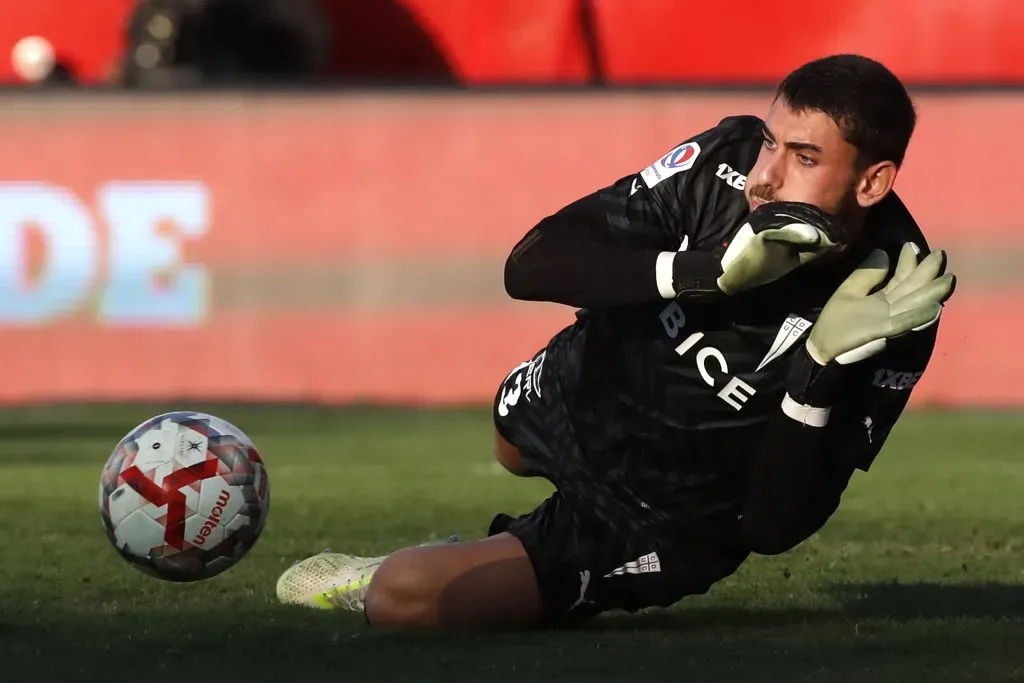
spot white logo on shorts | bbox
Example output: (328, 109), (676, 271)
(569, 569), (596, 611)
(604, 552), (661, 577)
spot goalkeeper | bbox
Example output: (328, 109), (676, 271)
(276, 54), (957, 629)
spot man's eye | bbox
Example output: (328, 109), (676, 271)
(762, 138), (777, 150)
(798, 154), (815, 166)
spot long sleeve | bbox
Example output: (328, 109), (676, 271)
(503, 116), (762, 310)
(740, 327), (937, 555)
(504, 210), (724, 309)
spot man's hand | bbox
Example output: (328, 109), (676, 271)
(717, 202), (846, 295)
(807, 243), (956, 366)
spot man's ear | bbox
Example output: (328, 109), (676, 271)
(856, 161), (897, 209)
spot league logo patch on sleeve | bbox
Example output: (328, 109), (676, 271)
(640, 141), (701, 189)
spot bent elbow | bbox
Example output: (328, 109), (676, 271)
(504, 223), (554, 301)
(503, 253), (534, 300)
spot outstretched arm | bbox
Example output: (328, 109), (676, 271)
(740, 245), (955, 554)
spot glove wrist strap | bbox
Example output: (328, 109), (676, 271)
(785, 343), (847, 408)
(661, 250), (725, 302)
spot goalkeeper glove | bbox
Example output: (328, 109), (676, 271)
(717, 201), (847, 295)
(782, 242), (955, 427)
(807, 243), (956, 366)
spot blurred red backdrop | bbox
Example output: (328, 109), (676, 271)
(0, 0), (1022, 85)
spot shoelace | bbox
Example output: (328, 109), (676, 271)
(324, 561), (382, 610)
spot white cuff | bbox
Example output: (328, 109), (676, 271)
(655, 251), (676, 299)
(781, 392), (831, 427)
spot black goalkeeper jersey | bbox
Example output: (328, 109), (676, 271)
(504, 115), (938, 549)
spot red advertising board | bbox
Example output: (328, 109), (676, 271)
(0, 92), (1015, 407)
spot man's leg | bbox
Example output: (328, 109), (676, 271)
(360, 379), (546, 627)
(276, 490), (616, 630)
(363, 532), (542, 628)
(364, 358), (547, 626)
(365, 492), (699, 629)
(277, 347), (580, 628)
(280, 429), (541, 628)
(275, 483), (694, 631)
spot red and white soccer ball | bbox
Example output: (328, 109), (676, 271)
(99, 412), (270, 582)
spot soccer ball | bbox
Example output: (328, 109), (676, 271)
(98, 411), (270, 582)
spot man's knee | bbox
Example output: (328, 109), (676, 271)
(494, 430), (526, 476)
(363, 534), (544, 630)
(364, 547), (433, 628)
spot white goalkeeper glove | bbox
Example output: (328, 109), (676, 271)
(807, 243), (956, 366)
(717, 201), (847, 296)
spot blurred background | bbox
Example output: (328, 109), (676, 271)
(0, 0), (1019, 410)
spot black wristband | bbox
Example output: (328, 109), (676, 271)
(669, 250), (725, 301)
(785, 344), (848, 407)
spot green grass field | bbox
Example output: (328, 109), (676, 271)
(1, 405), (1023, 683)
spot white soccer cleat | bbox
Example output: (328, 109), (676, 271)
(276, 551), (385, 612)
(276, 535), (459, 612)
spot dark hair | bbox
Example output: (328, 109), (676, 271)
(776, 54), (916, 168)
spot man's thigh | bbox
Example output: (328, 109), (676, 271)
(489, 491), (700, 625)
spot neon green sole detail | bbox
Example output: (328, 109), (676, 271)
(311, 573), (373, 610)
(310, 593), (336, 609)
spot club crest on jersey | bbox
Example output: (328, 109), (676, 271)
(641, 141), (701, 189)
(756, 315), (812, 371)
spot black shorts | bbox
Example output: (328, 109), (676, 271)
(490, 346), (739, 625)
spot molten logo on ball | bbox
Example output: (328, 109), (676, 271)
(192, 490), (231, 546)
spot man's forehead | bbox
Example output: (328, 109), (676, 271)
(763, 100), (844, 146)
